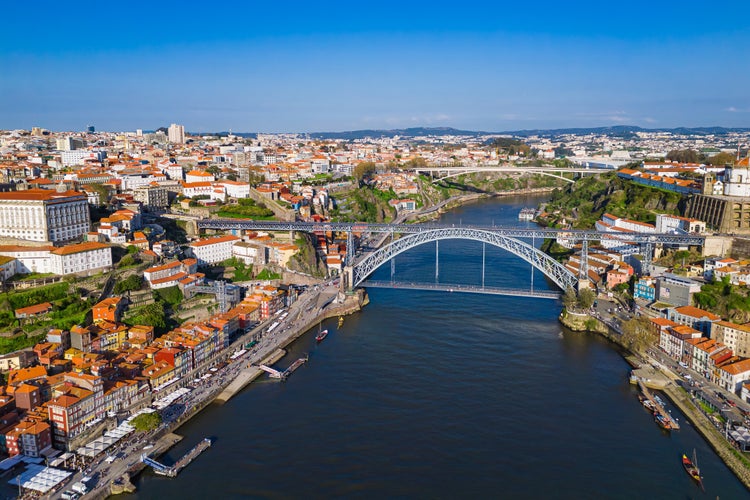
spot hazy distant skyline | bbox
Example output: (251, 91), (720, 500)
(2, 1), (749, 133)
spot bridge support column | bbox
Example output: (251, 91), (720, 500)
(343, 265), (354, 293)
(577, 239), (590, 292)
(641, 242), (653, 276)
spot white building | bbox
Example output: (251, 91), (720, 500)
(655, 214), (706, 234)
(60, 150), (106, 167)
(49, 242), (112, 275)
(216, 180), (250, 199)
(722, 166), (750, 197)
(168, 123), (185, 144)
(0, 189), (90, 243)
(189, 235), (240, 265)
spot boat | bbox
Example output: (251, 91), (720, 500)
(654, 413), (673, 431)
(315, 329), (329, 342)
(682, 450), (703, 489)
(518, 207), (536, 221)
(338, 316), (344, 328)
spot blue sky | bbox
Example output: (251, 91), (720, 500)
(2, 1), (749, 133)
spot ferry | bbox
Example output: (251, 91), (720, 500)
(518, 207), (536, 221)
(315, 329), (329, 342)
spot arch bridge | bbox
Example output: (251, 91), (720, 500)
(346, 227), (577, 292)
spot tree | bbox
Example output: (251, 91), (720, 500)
(705, 152), (736, 166)
(620, 317), (658, 353)
(353, 161), (377, 181)
(562, 287), (578, 310)
(666, 149), (704, 164)
(131, 412), (162, 432)
(577, 288), (596, 309)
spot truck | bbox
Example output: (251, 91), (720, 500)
(71, 481), (88, 494)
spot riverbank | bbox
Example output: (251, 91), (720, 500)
(560, 307), (750, 491)
(408, 188), (557, 224)
(97, 288), (369, 497)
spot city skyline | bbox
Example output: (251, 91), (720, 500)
(2, 1), (750, 132)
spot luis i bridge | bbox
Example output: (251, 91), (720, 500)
(197, 219), (705, 299)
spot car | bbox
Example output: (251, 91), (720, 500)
(728, 400), (737, 407)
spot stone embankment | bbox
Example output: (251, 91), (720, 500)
(560, 307), (750, 490)
(663, 384), (750, 489)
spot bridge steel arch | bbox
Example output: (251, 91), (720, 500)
(351, 227), (578, 291)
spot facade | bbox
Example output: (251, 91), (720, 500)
(49, 242), (112, 276)
(634, 277), (656, 301)
(0, 189), (90, 243)
(667, 305), (721, 337)
(189, 235), (240, 265)
(133, 185), (169, 210)
(655, 273), (702, 307)
(168, 123), (185, 144)
(713, 321), (750, 358)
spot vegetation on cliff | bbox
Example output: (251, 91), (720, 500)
(287, 234), (327, 277)
(541, 172), (684, 229)
(694, 277), (750, 323)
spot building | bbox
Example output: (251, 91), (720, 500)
(189, 235), (240, 266)
(49, 242), (112, 276)
(655, 273), (702, 307)
(667, 305), (721, 337)
(718, 358), (750, 393)
(133, 185), (169, 210)
(60, 150), (106, 167)
(634, 277), (656, 302)
(713, 321), (750, 358)
(0, 189), (90, 243)
(92, 297), (125, 323)
(168, 124), (185, 144)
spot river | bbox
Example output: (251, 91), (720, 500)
(131, 195), (747, 499)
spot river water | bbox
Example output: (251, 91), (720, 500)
(132, 195), (747, 499)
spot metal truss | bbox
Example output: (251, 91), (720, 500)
(196, 219), (705, 246)
(350, 227), (578, 291)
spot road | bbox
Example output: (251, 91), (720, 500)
(48, 282), (342, 500)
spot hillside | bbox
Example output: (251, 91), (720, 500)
(540, 172), (685, 229)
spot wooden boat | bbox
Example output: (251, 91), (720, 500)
(682, 450), (704, 490)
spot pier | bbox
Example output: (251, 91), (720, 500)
(216, 349), (286, 403)
(259, 355), (308, 381)
(637, 380), (680, 430)
(141, 438), (212, 478)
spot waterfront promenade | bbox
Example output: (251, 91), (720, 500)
(48, 281), (363, 499)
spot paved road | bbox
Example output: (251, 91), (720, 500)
(49, 283), (342, 499)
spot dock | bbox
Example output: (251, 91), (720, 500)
(637, 380), (680, 430)
(141, 438), (212, 477)
(216, 349), (286, 402)
(259, 354), (308, 381)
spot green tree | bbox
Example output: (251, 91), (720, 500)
(114, 274), (143, 294)
(353, 161), (377, 181)
(562, 287), (578, 310)
(620, 317), (658, 353)
(131, 412), (162, 432)
(577, 288), (596, 309)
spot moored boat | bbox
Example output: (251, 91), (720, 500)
(654, 413), (673, 431)
(315, 329), (329, 342)
(338, 316), (344, 328)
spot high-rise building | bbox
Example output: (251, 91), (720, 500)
(87, 125), (95, 133)
(168, 123), (185, 144)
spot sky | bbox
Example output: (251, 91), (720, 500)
(2, 0), (750, 133)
